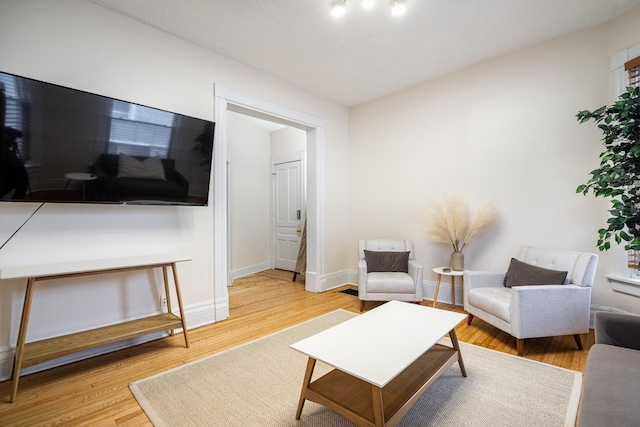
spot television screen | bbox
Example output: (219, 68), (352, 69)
(0, 71), (214, 206)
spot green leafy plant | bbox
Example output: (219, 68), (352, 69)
(577, 86), (640, 252)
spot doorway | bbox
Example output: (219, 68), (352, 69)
(213, 85), (325, 322)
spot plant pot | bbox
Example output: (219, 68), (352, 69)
(450, 251), (464, 271)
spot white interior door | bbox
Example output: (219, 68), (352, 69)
(274, 160), (302, 271)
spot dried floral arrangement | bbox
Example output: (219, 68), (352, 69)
(426, 197), (500, 252)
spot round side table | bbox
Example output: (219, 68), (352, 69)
(64, 172), (97, 201)
(432, 267), (464, 307)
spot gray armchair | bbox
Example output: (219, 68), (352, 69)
(358, 239), (423, 311)
(464, 246), (598, 356)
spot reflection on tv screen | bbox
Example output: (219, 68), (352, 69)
(0, 71), (214, 206)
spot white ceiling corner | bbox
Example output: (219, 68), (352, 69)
(87, 0), (640, 106)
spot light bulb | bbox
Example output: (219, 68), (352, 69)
(362, 0), (374, 9)
(392, 1), (406, 15)
(332, 2), (346, 17)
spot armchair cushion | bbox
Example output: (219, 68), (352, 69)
(364, 250), (409, 273)
(503, 258), (568, 288)
(366, 272), (416, 294)
(467, 287), (512, 322)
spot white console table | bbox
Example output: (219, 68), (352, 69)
(1, 254), (191, 402)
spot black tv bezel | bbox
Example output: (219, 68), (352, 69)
(0, 70), (215, 207)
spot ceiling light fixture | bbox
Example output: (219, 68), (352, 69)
(332, 0), (347, 17)
(392, 0), (406, 16)
(331, 0), (407, 17)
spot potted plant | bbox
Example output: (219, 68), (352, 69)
(426, 197), (500, 270)
(576, 86), (640, 255)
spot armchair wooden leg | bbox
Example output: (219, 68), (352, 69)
(359, 300), (366, 312)
(573, 334), (583, 350)
(516, 339), (524, 356)
(467, 314), (474, 326)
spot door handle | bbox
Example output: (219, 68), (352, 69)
(296, 224), (301, 236)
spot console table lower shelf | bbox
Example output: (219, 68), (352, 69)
(296, 344), (463, 427)
(5, 256), (190, 402)
(20, 313), (184, 370)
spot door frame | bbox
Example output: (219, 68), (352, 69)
(213, 85), (325, 321)
(271, 152), (307, 272)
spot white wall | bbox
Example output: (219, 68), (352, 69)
(348, 7), (640, 313)
(0, 0), (350, 380)
(228, 112), (272, 277)
(271, 127), (306, 158)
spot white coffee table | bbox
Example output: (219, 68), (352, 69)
(291, 300), (467, 427)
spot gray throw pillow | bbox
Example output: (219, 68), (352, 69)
(504, 258), (568, 287)
(364, 250), (410, 273)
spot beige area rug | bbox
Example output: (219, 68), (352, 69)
(130, 310), (582, 427)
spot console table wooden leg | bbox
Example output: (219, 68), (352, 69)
(171, 263), (189, 348)
(449, 329), (466, 377)
(371, 384), (385, 427)
(162, 266), (174, 336)
(10, 277), (36, 402)
(296, 357), (316, 419)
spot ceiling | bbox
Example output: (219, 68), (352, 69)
(88, 0), (640, 106)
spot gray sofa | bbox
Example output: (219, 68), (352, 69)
(578, 312), (640, 426)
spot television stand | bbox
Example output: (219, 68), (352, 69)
(1, 255), (191, 403)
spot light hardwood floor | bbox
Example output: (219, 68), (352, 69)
(0, 269), (594, 426)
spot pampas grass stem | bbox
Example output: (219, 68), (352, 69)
(426, 198), (499, 251)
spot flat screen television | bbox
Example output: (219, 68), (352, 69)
(0, 70), (214, 206)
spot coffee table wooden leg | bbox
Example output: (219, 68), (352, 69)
(296, 357), (316, 419)
(433, 274), (442, 307)
(449, 329), (466, 377)
(371, 384), (385, 427)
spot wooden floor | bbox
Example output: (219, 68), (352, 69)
(0, 269), (594, 426)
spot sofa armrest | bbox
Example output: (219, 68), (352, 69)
(408, 259), (423, 300)
(464, 271), (506, 291)
(595, 312), (640, 350)
(408, 259), (422, 282)
(463, 271), (505, 311)
(510, 285), (591, 338)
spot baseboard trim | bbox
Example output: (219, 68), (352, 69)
(0, 300), (217, 382)
(230, 261), (273, 284)
(322, 270), (352, 292)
